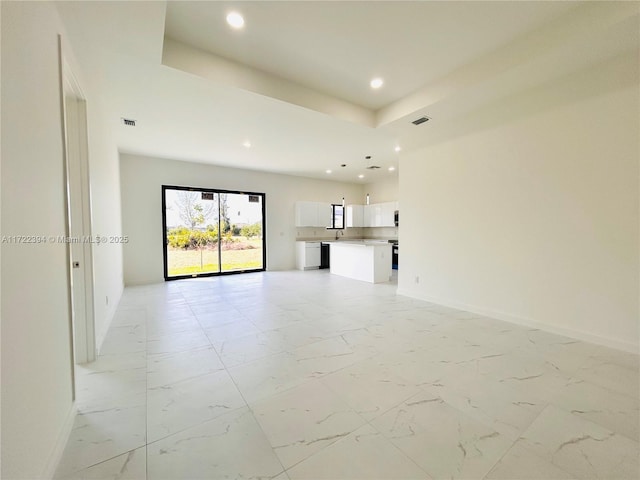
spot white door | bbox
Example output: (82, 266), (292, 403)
(62, 55), (96, 366)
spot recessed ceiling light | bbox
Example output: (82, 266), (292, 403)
(243, 140), (251, 148)
(370, 78), (384, 89)
(226, 12), (245, 29)
(388, 166), (396, 172)
(358, 174), (364, 179)
(325, 169), (332, 174)
(394, 145), (401, 152)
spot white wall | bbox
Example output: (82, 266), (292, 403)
(1, 2), (75, 477)
(1, 2), (126, 476)
(364, 176), (399, 204)
(84, 92), (124, 349)
(398, 53), (639, 352)
(120, 154), (364, 285)
(0, 4), (4, 475)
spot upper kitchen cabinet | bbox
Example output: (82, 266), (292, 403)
(318, 202), (332, 227)
(363, 202), (398, 227)
(295, 201), (317, 226)
(346, 204), (364, 228)
(380, 201), (397, 227)
(367, 204), (379, 227)
(295, 201), (332, 227)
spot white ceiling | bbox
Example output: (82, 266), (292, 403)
(165, 1), (577, 111)
(56, 1), (639, 184)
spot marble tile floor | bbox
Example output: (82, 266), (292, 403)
(54, 270), (640, 479)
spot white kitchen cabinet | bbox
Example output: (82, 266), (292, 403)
(380, 202), (397, 227)
(363, 204), (372, 227)
(295, 201), (332, 227)
(317, 202), (332, 228)
(295, 201), (318, 227)
(328, 241), (392, 283)
(371, 203), (382, 227)
(296, 241), (321, 270)
(346, 204), (364, 227)
(363, 202), (398, 227)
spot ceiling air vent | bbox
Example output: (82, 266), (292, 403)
(121, 118), (136, 127)
(412, 116), (430, 125)
(366, 165), (381, 170)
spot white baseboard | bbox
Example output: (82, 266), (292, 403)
(397, 287), (639, 354)
(96, 282), (124, 355)
(42, 402), (77, 479)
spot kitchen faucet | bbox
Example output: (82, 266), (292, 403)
(335, 230), (344, 240)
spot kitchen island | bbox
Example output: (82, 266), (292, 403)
(325, 240), (392, 283)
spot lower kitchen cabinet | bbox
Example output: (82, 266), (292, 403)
(295, 241), (321, 270)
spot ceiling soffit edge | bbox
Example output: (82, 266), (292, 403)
(162, 37), (376, 128)
(376, 1), (640, 133)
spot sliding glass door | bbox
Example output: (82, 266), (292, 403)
(219, 192), (264, 272)
(162, 186), (266, 280)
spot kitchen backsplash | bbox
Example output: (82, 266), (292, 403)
(296, 226), (397, 241)
(296, 227), (363, 240)
(363, 227), (398, 240)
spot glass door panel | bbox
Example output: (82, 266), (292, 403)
(164, 188), (220, 278)
(220, 192), (264, 272)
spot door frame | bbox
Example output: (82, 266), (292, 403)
(60, 36), (96, 366)
(162, 184), (267, 281)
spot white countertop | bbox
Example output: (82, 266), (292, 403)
(324, 240), (392, 247)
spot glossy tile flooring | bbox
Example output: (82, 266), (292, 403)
(55, 270), (639, 479)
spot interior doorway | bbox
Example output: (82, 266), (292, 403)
(61, 40), (96, 371)
(162, 185), (266, 280)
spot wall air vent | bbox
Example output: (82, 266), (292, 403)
(412, 116), (430, 125)
(121, 118), (136, 127)
(366, 165), (381, 170)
